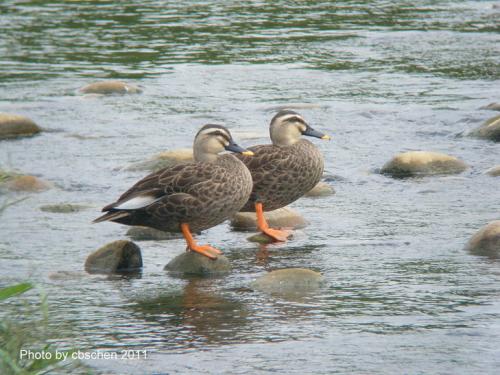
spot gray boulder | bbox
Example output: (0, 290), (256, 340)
(0, 113), (41, 140)
(165, 252), (231, 276)
(304, 181), (335, 197)
(80, 80), (142, 95)
(251, 268), (324, 294)
(465, 221), (500, 259)
(381, 151), (467, 178)
(230, 207), (307, 232)
(470, 115), (500, 142)
(126, 226), (182, 241)
(85, 240), (142, 274)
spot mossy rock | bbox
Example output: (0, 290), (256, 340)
(0, 113), (41, 140)
(486, 165), (500, 177)
(230, 207), (307, 232)
(470, 115), (500, 142)
(126, 226), (182, 241)
(465, 221), (500, 259)
(247, 233), (275, 244)
(85, 240), (142, 274)
(80, 80), (142, 95)
(304, 181), (335, 197)
(251, 268), (324, 294)
(164, 252), (231, 276)
(40, 203), (90, 213)
(0, 171), (51, 192)
(381, 151), (467, 178)
(125, 148), (194, 172)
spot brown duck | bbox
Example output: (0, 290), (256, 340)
(236, 110), (330, 241)
(94, 124), (254, 259)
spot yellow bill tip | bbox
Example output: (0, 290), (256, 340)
(321, 134), (331, 140)
(242, 150), (254, 156)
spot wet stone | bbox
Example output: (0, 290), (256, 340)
(465, 221), (500, 259)
(251, 268), (324, 294)
(164, 252), (231, 276)
(481, 102), (500, 111)
(79, 80), (142, 95)
(40, 203), (90, 213)
(380, 151), (467, 178)
(304, 181), (335, 197)
(470, 114), (500, 142)
(85, 240), (142, 274)
(230, 207), (307, 232)
(247, 233), (275, 244)
(486, 165), (500, 177)
(0, 113), (41, 140)
(0, 171), (51, 192)
(125, 148), (194, 172)
(126, 226), (182, 241)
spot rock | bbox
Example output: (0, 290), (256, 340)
(230, 207), (307, 232)
(251, 268), (324, 294)
(79, 80), (142, 95)
(380, 151), (467, 178)
(164, 252), (231, 276)
(486, 165), (500, 177)
(0, 171), (51, 192)
(304, 181), (335, 197)
(481, 102), (500, 111)
(40, 203), (90, 213)
(470, 115), (500, 142)
(0, 113), (41, 140)
(126, 226), (182, 241)
(85, 240), (142, 274)
(125, 148), (194, 172)
(465, 221), (500, 259)
(247, 233), (275, 244)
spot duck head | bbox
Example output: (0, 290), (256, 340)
(194, 124), (253, 162)
(270, 110), (330, 146)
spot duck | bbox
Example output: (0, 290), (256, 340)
(236, 110), (330, 241)
(93, 124), (254, 259)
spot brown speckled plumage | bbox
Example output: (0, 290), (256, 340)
(237, 139), (324, 212)
(95, 125), (253, 233)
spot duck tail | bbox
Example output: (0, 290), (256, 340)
(92, 210), (130, 224)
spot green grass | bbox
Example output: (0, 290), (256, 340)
(0, 283), (92, 375)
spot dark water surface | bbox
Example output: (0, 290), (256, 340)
(1, 1), (499, 374)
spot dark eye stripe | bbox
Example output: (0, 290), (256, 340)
(285, 116), (306, 125)
(209, 130), (231, 142)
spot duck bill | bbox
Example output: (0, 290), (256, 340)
(303, 126), (331, 140)
(225, 141), (254, 156)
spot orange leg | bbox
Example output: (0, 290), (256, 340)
(180, 223), (222, 260)
(255, 202), (291, 242)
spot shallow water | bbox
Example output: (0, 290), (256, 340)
(1, 1), (499, 374)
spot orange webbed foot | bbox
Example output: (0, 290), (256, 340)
(188, 244), (222, 260)
(261, 227), (292, 242)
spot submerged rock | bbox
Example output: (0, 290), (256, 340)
(481, 102), (500, 111)
(40, 203), (90, 213)
(164, 252), (231, 276)
(380, 151), (467, 178)
(126, 226), (182, 241)
(304, 181), (335, 197)
(465, 221), (500, 259)
(0, 113), (41, 140)
(79, 80), (142, 95)
(0, 171), (51, 192)
(85, 240), (142, 274)
(486, 165), (500, 177)
(125, 148), (194, 172)
(470, 115), (500, 142)
(230, 207), (307, 232)
(251, 268), (324, 294)
(247, 233), (275, 244)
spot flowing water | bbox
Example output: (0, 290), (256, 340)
(1, 1), (499, 374)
